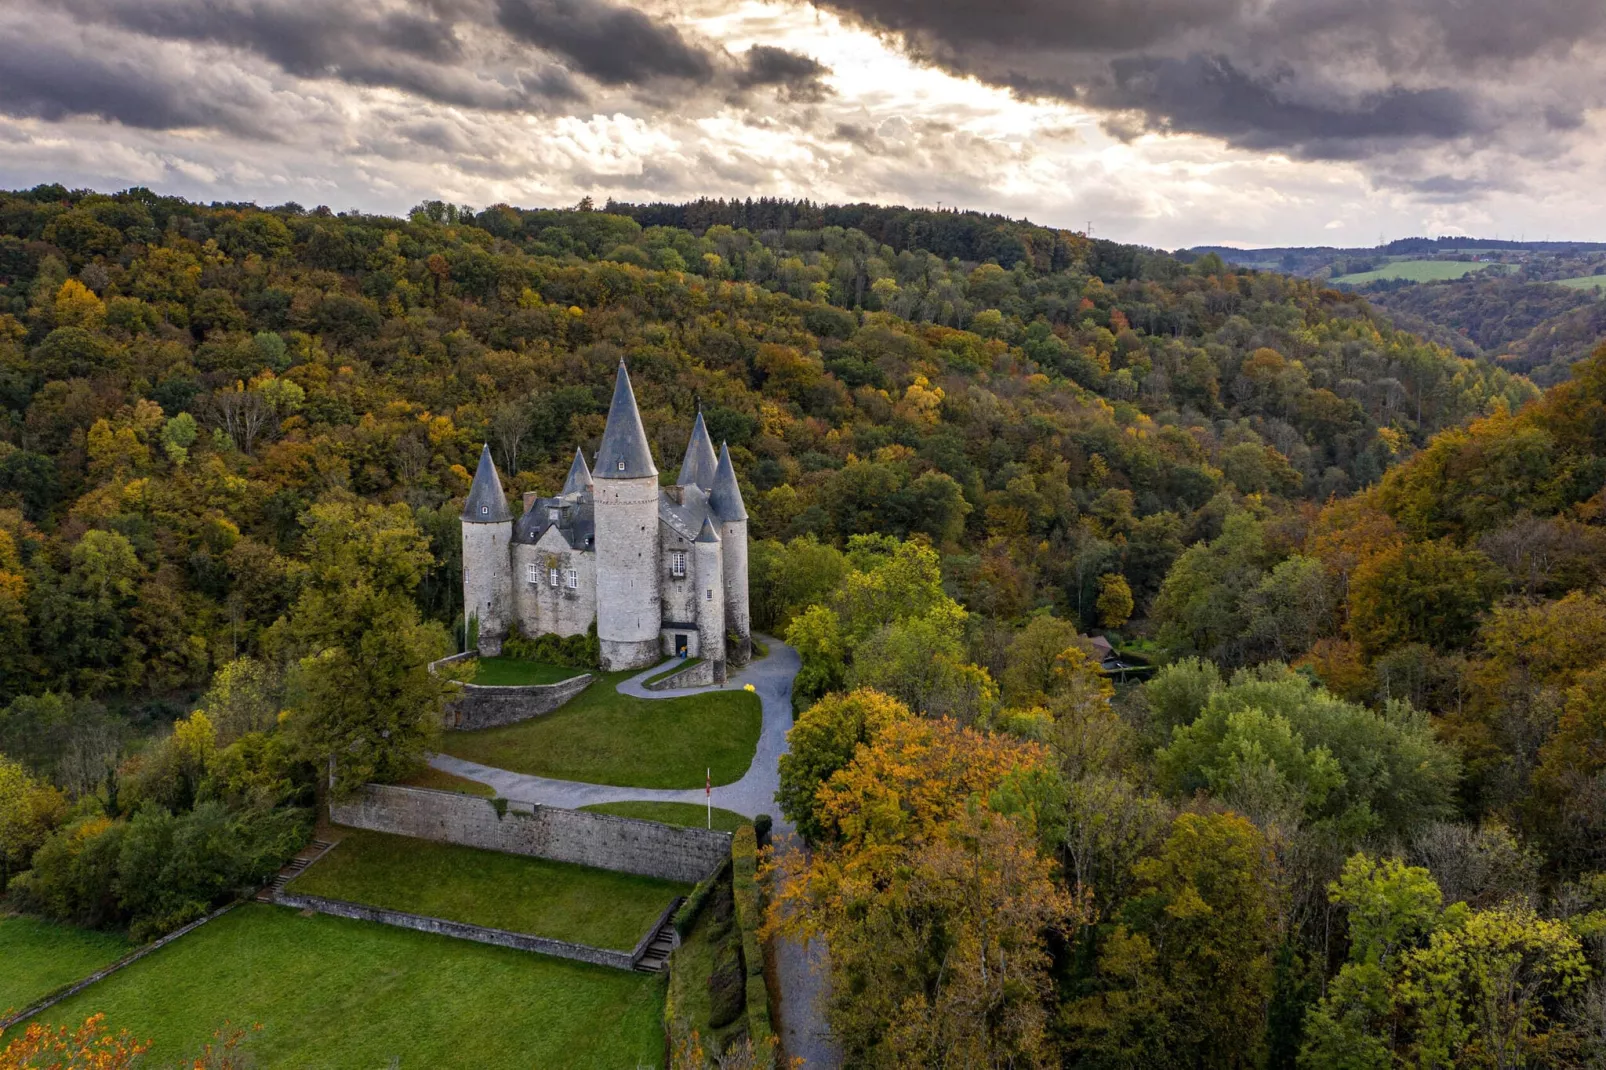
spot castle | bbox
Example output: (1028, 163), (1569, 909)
(461, 361), (751, 682)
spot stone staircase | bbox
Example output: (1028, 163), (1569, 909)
(634, 912), (680, 973)
(255, 838), (336, 903)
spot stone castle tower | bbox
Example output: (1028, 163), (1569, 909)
(461, 361), (751, 680)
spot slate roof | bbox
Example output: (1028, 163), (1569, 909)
(513, 497), (595, 550)
(463, 444), (512, 523)
(561, 448), (593, 495)
(709, 442), (748, 522)
(658, 484), (715, 542)
(678, 409), (718, 490)
(594, 361), (657, 480)
(696, 516), (722, 544)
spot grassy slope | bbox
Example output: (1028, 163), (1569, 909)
(582, 801), (749, 833)
(643, 658), (701, 688)
(1333, 261), (1511, 284)
(0, 916), (132, 1015)
(440, 670), (762, 788)
(44, 905), (664, 1068)
(471, 657), (586, 686)
(288, 829), (687, 950)
(400, 766), (496, 796)
(1555, 275), (1606, 291)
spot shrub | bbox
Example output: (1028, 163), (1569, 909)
(752, 814), (773, 848)
(500, 622), (601, 669)
(674, 857), (731, 937)
(708, 940), (746, 1029)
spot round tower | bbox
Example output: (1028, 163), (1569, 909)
(709, 442), (751, 665)
(694, 518), (727, 684)
(462, 444), (513, 655)
(592, 361), (663, 670)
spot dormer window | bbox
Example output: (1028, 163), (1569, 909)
(548, 508), (559, 521)
(617, 461), (625, 471)
(481, 506), (489, 515)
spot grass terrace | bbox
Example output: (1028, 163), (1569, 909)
(469, 657), (588, 687)
(441, 669), (762, 788)
(1555, 275), (1606, 292)
(43, 905), (664, 1068)
(0, 915), (132, 1015)
(287, 829), (688, 950)
(583, 801), (749, 833)
(1332, 260), (1512, 285)
(400, 765), (496, 796)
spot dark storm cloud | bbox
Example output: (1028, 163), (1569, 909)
(495, 0), (718, 85)
(810, 0), (1606, 162)
(737, 45), (832, 101)
(0, 29), (283, 136)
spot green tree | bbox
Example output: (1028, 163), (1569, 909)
(778, 689), (914, 842)
(274, 501), (455, 795)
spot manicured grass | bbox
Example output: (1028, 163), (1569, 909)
(0, 915), (132, 1015)
(44, 904), (664, 1068)
(288, 829), (687, 950)
(1554, 275), (1606, 292)
(470, 656), (587, 686)
(441, 669), (762, 788)
(1332, 260), (1511, 285)
(644, 658), (701, 687)
(400, 765), (496, 796)
(583, 801), (749, 833)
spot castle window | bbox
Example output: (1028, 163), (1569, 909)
(548, 508), (559, 521)
(565, 569), (579, 589)
(481, 506), (489, 515)
(671, 552), (687, 577)
(549, 568), (559, 587)
(706, 588), (714, 601)
(526, 563), (538, 583)
(617, 460), (625, 471)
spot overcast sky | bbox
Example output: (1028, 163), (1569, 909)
(2, 0), (1604, 249)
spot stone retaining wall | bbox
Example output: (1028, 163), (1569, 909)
(273, 892), (636, 970)
(331, 784), (731, 884)
(429, 652), (594, 729)
(645, 659), (716, 691)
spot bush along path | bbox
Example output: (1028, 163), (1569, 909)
(428, 637), (800, 821)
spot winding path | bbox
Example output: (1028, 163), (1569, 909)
(429, 638), (799, 819)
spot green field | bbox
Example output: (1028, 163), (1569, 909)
(289, 830), (686, 950)
(441, 670), (762, 788)
(469, 657), (587, 686)
(1332, 260), (1512, 285)
(583, 800), (749, 833)
(1554, 275), (1606, 292)
(43, 905), (664, 1068)
(0, 915), (132, 1016)
(400, 765), (496, 796)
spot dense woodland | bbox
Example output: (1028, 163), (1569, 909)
(2, 185), (1604, 1067)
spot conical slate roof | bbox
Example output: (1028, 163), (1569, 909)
(696, 516), (722, 544)
(678, 408), (718, 490)
(595, 360), (657, 480)
(463, 444), (512, 523)
(561, 447), (592, 495)
(709, 442), (747, 522)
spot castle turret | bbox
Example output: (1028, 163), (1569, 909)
(462, 444), (513, 655)
(678, 407), (718, 491)
(592, 361), (663, 670)
(710, 441), (751, 664)
(694, 517), (727, 684)
(561, 447), (592, 496)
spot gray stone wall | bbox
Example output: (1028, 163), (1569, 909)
(721, 517), (751, 664)
(645, 659), (717, 691)
(331, 784), (731, 884)
(594, 474), (662, 669)
(463, 520), (513, 649)
(443, 673), (593, 730)
(512, 535), (597, 639)
(273, 892), (637, 970)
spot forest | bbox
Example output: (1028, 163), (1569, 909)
(1, 184), (1602, 1067)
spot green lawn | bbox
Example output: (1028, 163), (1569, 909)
(400, 765), (496, 796)
(288, 829), (687, 950)
(583, 801), (749, 833)
(0, 915), (132, 1016)
(1554, 275), (1606, 292)
(470, 657), (587, 686)
(44, 904), (665, 1068)
(440, 670), (762, 788)
(1332, 260), (1512, 285)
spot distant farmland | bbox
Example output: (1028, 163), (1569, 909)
(1554, 275), (1606, 292)
(1331, 260), (1513, 285)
